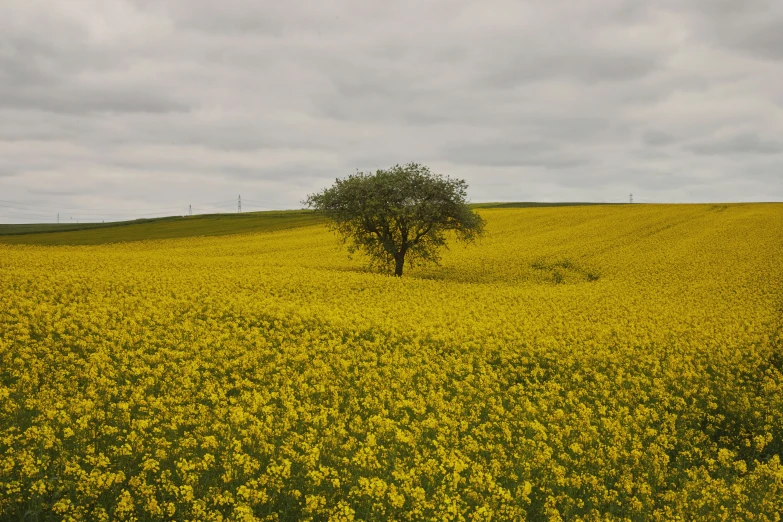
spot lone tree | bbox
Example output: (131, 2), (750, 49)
(304, 163), (485, 276)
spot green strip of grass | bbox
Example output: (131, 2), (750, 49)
(0, 210), (324, 246)
(0, 216), (185, 236)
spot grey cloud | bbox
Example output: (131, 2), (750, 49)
(0, 15), (189, 115)
(643, 131), (678, 146)
(0, 85), (189, 114)
(26, 187), (85, 196)
(688, 133), (783, 155)
(442, 140), (588, 169)
(670, 0), (783, 61)
(170, 7), (284, 35)
(480, 49), (661, 88)
(733, 20), (783, 61)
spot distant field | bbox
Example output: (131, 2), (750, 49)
(0, 203), (609, 246)
(2, 203), (782, 520)
(0, 221), (133, 235)
(0, 210), (324, 245)
(472, 201), (620, 209)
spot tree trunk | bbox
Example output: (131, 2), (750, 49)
(394, 253), (405, 277)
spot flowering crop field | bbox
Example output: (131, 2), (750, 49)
(1, 204), (782, 521)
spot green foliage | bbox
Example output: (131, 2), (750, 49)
(304, 163), (485, 276)
(531, 257), (601, 284)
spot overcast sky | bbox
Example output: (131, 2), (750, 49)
(1, 0), (782, 223)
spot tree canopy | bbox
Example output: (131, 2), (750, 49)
(304, 163), (485, 276)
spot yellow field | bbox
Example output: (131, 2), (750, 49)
(1, 204), (782, 521)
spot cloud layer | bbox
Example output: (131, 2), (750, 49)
(1, 0), (782, 222)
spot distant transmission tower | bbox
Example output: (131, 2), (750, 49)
(629, 193), (633, 204)
(189, 204), (192, 216)
(238, 195), (242, 213)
